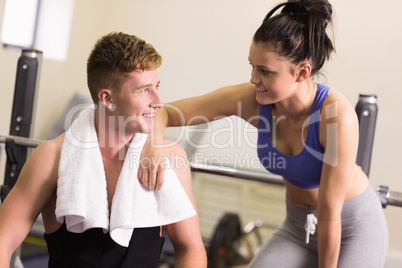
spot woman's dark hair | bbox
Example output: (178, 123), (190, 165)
(253, 0), (334, 76)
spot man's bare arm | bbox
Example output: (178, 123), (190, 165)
(0, 138), (60, 267)
(164, 140), (207, 267)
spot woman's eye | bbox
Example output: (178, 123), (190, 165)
(140, 88), (150, 93)
(260, 69), (271, 76)
(249, 62), (271, 76)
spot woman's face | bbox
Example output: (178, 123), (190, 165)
(248, 41), (299, 105)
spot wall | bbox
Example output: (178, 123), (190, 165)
(0, 0), (401, 260)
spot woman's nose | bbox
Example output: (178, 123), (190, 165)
(249, 68), (260, 85)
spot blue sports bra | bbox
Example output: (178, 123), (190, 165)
(257, 84), (330, 189)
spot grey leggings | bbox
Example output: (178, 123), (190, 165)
(248, 186), (389, 268)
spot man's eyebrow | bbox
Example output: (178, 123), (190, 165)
(135, 83), (152, 89)
(134, 81), (160, 90)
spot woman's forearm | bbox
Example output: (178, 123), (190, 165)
(150, 108), (169, 145)
(318, 219), (341, 268)
(163, 83), (256, 127)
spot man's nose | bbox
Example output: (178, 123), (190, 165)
(150, 92), (163, 109)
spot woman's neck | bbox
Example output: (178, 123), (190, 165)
(273, 80), (317, 119)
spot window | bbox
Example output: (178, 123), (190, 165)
(1, 0), (74, 61)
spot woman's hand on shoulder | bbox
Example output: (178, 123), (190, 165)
(137, 137), (166, 191)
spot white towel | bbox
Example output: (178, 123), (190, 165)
(56, 105), (196, 247)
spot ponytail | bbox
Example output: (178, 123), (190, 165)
(253, 0), (335, 76)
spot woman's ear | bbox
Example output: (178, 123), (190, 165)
(98, 89), (114, 111)
(296, 63), (312, 82)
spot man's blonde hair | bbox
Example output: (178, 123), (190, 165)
(87, 32), (162, 104)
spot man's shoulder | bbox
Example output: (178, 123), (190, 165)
(29, 133), (65, 167)
(161, 138), (190, 175)
(162, 138), (185, 155)
(37, 133), (64, 154)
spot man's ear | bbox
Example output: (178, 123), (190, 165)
(295, 63), (312, 82)
(98, 89), (114, 110)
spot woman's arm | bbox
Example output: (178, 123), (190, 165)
(138, 83), (260, 190)
(316, 91), (359, 268)
(164, 82), (260, 126)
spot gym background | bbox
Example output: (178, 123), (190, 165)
(0, 0), (401, 266)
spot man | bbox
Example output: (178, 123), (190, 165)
(0, 32), (207, 267)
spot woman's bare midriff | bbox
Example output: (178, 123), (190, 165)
(285, 164), (370, 210)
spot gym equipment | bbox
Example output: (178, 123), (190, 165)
(0, 49), (42, 268)
(354, 94), (402, 209)
(355, 94), (378, 177)
(190, 162), (284, 185)
(0, 135), (43, 148)
(377, 185), (402, 208)
(208, 213), (246, 268)
(1, 49), (42, 203)
(207, 212), (280, 268)
(0, 135), (44, 201)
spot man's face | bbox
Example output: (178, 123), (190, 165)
(111, 68), (162, 135)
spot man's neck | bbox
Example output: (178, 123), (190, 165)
(95, 108), (135, 160)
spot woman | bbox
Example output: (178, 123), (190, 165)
(140, 0), (388, 267)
